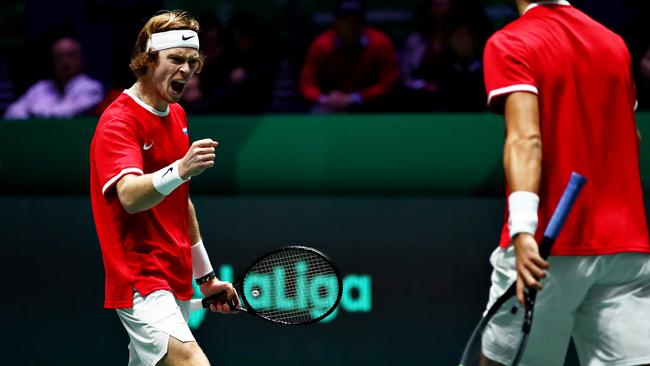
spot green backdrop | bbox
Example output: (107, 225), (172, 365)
(0, 113), (648, 195)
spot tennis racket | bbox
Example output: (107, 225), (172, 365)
(458, 172), (587, 366)
(190, 246), (343, 325)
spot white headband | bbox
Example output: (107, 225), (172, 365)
(146, 30), (200, 52)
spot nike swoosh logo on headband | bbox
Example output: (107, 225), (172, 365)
(182, 35), (195, 41)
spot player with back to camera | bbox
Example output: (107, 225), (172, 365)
(480, 0), (650, 365)
(90, 10), (239, 366)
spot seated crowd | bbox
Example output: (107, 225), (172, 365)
(3, 0), (649, 118)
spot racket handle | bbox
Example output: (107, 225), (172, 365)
(202, 290), (228, 307)
(543, 172), (587, 240)
(189, 291), (242, 313)
(188, 291), (226, 312)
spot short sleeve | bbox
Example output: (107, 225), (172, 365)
(483, 32), (538, 114)
(94, 118), (144, 194)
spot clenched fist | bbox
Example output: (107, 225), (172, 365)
(178, 138), (219, 180)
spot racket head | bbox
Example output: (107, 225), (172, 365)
(236, 245), (343, 325)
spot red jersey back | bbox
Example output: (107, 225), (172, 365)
(90, 91), (193, 308)
(483, 2), (649, 255)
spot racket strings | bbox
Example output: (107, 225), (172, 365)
(242, 249), (339, 324)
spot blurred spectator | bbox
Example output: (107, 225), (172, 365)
(400, 0), (451, 110)
(435, 11), (489, 111)
(299, 0), (399, 113)
(4, 37), (103, 119)
(400, 0), (490, 111)
(182, 12), (280, 114)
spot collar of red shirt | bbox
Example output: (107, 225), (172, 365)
(524, 0), (571, 15)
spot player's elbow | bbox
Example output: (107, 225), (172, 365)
(118, 195), (142, 214)
(115, 175), (150, 214)
(116, 186), (145, 214)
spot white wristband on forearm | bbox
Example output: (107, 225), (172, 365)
(508, 191), (539, 239)
(152, 160), (188, 196)
(191, 240), (214, 279)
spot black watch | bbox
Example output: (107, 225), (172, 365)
(195, 270), (217, 285)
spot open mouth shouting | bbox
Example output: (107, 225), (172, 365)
(170, 79), (186, 95)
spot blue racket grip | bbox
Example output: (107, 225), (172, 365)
(543, 172), (587, 239)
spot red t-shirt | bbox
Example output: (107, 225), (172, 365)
(484, 2), (649, 255)
(90, 91), (193, 308)
(299, 26), (399, 103)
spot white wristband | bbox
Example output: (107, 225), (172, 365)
(191, 240), (214, 279)
(152, 160), (188, 196)
(508, 191), (539, 239)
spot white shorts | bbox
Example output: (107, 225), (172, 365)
(482, 246), (650, 366)
(116, 290), (196, 366)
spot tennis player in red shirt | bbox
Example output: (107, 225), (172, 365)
(90, 10), (239, 366)
(481, 1), (650, 364)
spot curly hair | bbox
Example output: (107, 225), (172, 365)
(129, 10), (203, 77)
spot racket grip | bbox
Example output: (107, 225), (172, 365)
(203, 290), (228, 307)
(188, 290), (228, 312)
(543, 172), (587, 240)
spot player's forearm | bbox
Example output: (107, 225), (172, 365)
(189, 199), (216, 285)
(188, 199), (201, 245)
(504, 92), (542, 193)
(503, 92), (542, 239)
(504, 136), (542, 193)
(116, 174), (165, 214)
(189, 200), (218, 289)
(117, 157), (192, 214)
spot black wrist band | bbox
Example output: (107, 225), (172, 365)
(195, 270), (217, 285)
